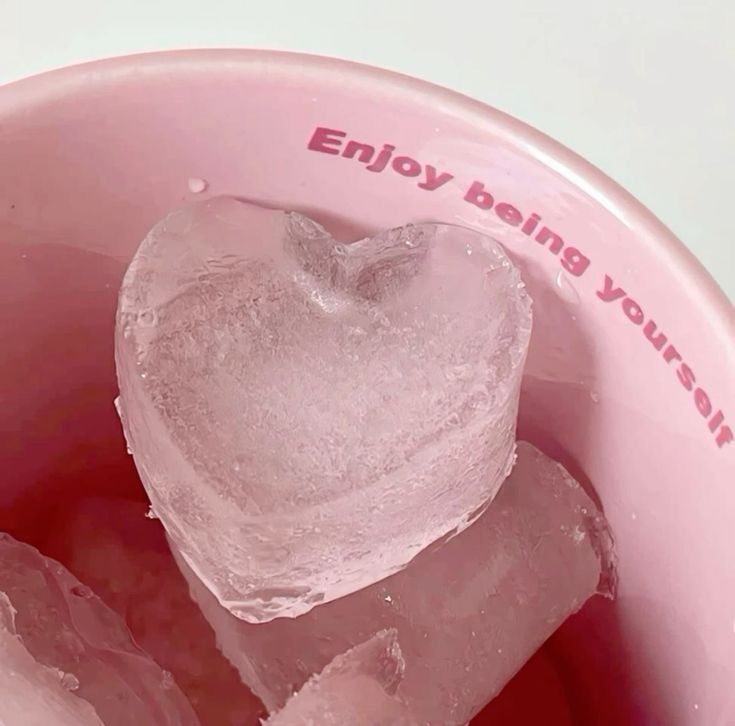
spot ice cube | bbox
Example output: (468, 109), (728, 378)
(0, 533), (199, 726)
(42, 497), (265, 725)
(115, 197), (532, 622)
(265, 630), (415, 725)
(173, 442), (615, 725)
(0, 592), (103, 725)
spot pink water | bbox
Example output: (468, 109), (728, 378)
(0, 241), (635, 724)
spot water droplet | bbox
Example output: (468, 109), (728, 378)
(347, 326), (367, 340)
(60, 672), (80, 691)
(161, 670), (174, 690)
(287, 213), (327, 240)
(497, 648), (503, 654)
(450, 363), (472, 381)
(393, 226), (424, 249)
(20, 253), (27, 259)
(693, 703), (699, 711)
(572, 525), (586, 544)
(125, 444), (133, 455)
(187, 177), (208, 194)
(465, 245), (473, 256)
(383, 594), (393, 604)
(140, 371), (147, 379)
(70, 585), (93, 599)
(271, 546), (291, 562)
(554, 270), (580, 304)
(137, 309), (157, 326)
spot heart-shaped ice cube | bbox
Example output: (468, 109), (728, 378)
(115, 197), (531, 622)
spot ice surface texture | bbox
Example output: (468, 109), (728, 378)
(43, 498), (265, 725)
(0, 592), (103, 725)
(0, 533), (198, 726)
(115, 197), (532, 622)
(174, 442), (615, 725)
(265, 630), (415, 726)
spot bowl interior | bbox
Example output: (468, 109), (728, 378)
(1, 50), (733, 725)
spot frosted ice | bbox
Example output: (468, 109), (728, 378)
(115, 197), (532, 621)
(0, 532), (199, 726)
(43, 497), (265, 725)
(173, 442), (615, 725)
(0, 592), (103, 725)
(265, 630), (415, 726)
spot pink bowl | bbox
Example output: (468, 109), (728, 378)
(0, 50), (733, 725)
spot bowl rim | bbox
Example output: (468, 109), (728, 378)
(0, 48), (732, 345)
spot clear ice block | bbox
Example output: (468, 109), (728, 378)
(173, 442), (615, 725)
(115, 197), (532, 621)
(0, 592), (103, 725)
(265, 630), (415, 726)
(0, 532), (199, 726)
(43, 497), (265, 725)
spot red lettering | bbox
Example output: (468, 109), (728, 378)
(495, 203), (523, 226)
(562, 247), (590, 277)
(709, 410), (725, 433)
(419, 166), (453, 191)
(694, 388), (712, 417)
(366, 144), (395, 173)
(464, 181), (494, 210)
(308, 127), (345, 154)
(677, 363), (696, 391)
(392, 156), (421, 177)
(343, 141), (374, 163)
(521, 213), (541, 236)
(622, 298), (645, 325)
(597, 275), (626, 302)
(535, 227), (564, 254)
(663, 344), (682, 364)
(716, 426), (734, 448)
(643, 320), (667, 351)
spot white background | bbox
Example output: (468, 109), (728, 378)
(2, 0), (733, 300)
